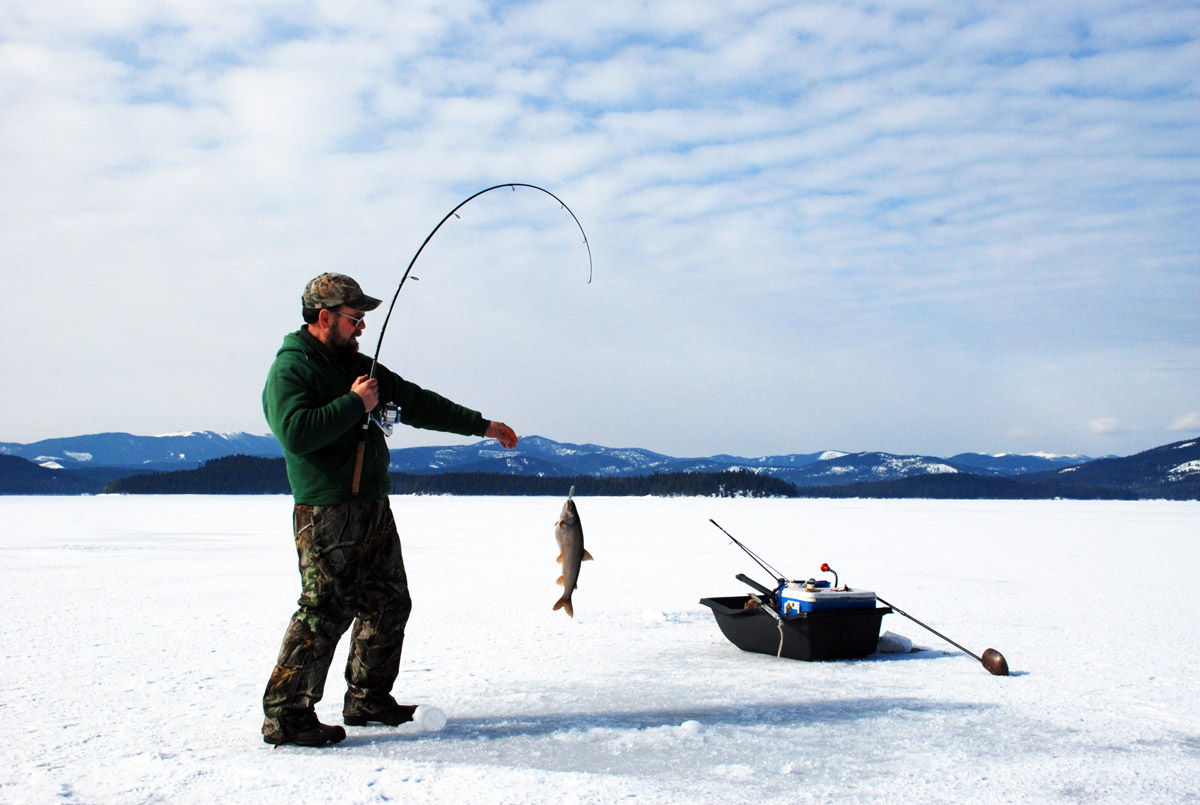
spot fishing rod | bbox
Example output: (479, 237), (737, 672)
(368, 182), (591, 378)
(874, 595), (1010, 676)
(709, 519), (787, 583)
(351, 183), (593, 495)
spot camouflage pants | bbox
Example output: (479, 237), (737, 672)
(262, 498), (412, 738)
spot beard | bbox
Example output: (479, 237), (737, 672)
(330, 327), (360, 362)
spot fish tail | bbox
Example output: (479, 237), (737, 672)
(553, 595), (574, 618)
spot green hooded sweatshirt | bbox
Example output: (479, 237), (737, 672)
(263, 329), (488, 504)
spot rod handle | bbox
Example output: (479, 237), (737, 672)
(350, 431), (367, 496)
(736, 573), (775, 597)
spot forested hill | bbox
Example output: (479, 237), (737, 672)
(100, 455), (800, 497)
(102, 456), (291, 494)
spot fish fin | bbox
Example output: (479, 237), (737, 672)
(555, 553), (563, 563)
(556, 575), (565, 587)
(553, 596), (574, 618)
(582, 550), (594, 561)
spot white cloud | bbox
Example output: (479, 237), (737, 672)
(1169, 413), (1200, 432)
(1090, 418), (1128, 436)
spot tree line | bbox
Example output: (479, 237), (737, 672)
(101, 455), (801, 497)
(95, 452), (1197, 500)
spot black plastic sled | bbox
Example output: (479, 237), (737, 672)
(700, 595), (891, 661)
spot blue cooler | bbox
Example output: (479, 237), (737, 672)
(778, 581), (877, 617)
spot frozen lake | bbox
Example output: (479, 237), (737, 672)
(3, 495), (1198, 803)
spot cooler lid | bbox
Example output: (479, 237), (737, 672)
(779, 584), (876, 603)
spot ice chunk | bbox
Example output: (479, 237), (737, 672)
(877, 631), (913, 654)
(416, 705), (447, 732)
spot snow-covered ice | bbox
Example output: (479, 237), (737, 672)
(2, 495), (1198, 803)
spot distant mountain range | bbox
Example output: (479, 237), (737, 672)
(369, 435), (1095, 487)
(2, 431), (1197, 499)
(0, 430), (1089, 479)
(0, 431), (282, 472)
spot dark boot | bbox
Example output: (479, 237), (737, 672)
(263, 710), (347, 747)
(343, 692), (417, 727)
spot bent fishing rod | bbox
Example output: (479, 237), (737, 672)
(351, 183), (593, 495)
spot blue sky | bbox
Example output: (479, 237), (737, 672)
(2, 0), (1197, 457)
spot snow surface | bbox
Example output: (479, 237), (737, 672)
(3, 495), (1199, 804)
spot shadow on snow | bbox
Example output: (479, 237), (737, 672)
(340, 696), (990, 747)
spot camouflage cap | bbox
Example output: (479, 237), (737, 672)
(301, 273), (383, 311)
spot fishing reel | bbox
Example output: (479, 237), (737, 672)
(370, 402), (401, 436)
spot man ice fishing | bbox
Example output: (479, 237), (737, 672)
(260, 272), (518, 747)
